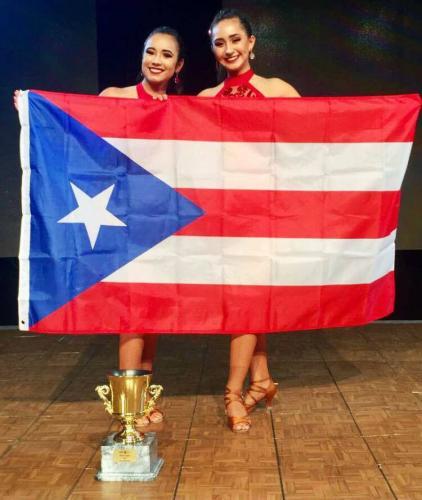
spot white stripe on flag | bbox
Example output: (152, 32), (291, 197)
(105, 138), (411, 191)
(103, 231), (396, 286)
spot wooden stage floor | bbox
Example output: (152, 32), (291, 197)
(0, 323), (422, 499)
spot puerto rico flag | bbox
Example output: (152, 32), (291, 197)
(18, 90), (420, 334)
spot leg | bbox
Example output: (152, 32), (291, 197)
(225, 334), (257, 431)
(119, 333), (145, 369)
(139, 335), (163, 424)
(139, 335), (158, 371)
(119, 334), (163, 425)
(227, 333), (257, 392)
(244, 334), (277, 410)
(249, 334), (271, 382)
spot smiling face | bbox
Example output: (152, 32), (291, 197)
(142, 33), (184, 86)
(211, 17), (256, 75)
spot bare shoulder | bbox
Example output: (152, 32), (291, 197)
(266, 77), (300, 97)
(99, 85), (137, 98)
(253, 75), (300, 98)
(197, 83), (224, 97)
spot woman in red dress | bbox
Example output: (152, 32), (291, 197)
(13, 27), (185, 427)
(100, 26), (184, 425)
(199, 9), (300, 433)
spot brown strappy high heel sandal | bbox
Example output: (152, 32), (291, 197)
(224, 387), (251, 433)
(244, 378), (278, 414)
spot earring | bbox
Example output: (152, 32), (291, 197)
(249, 52), (255, 60)
(174, 73), (180, 84)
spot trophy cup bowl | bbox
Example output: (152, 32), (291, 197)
(96, 369), (163, 445)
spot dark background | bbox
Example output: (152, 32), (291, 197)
(0, 0), (421, 325)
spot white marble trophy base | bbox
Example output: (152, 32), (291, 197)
(96, 432), (164, 481)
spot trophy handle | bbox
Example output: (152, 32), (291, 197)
(95, 385), (113, 415)
(144, 384), (163, 416)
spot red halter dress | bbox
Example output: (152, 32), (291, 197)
(136, 83), (155, 99)
(216, 68), (265, 98)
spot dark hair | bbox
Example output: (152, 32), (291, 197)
(144, 26), (185, 61)
(139, 26), (185, 94)
(208, 8), (253, 39)
(208, 9), (254, 83)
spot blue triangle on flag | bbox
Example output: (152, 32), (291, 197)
(27, 92), (204, 327)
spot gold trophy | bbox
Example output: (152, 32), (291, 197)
(96, 369), (163, 444)
(95, 369), (164, 481)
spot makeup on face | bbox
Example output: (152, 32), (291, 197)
(142, 33), (180, 84)
(211, 18), (254, 75)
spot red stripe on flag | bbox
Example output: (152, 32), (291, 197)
(30, 272), (394, 334)
(33, 91), (421, 143)
(175, 189), (400, 239)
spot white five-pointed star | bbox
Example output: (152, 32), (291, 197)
(58, 182), (126, 249)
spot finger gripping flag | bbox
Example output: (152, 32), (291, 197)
(18, 91), (421, 334)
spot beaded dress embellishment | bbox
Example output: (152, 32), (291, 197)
(218, 69), (264, 98)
